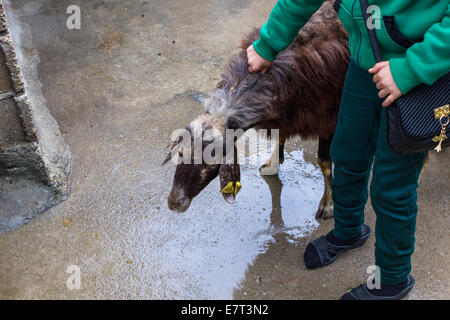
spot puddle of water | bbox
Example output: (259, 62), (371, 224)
(139, 145), (322, 299)
(243, 148), (322, 245)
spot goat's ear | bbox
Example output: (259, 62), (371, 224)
(219, 163), (241, 203)
(162, 136), (182, 165)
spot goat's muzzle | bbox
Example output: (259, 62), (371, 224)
(167, 190), (192, 212)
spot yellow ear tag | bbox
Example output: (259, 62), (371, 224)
(234, 181), (242, 196)
(221, 182), (234, 194)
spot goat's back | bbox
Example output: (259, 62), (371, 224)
(216, 0), (350, 140)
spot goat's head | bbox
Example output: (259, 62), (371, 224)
(162, 45), (286, 212)
(163, 113), (241, 212)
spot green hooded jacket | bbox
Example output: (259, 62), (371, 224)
(253, 0), (450, 94)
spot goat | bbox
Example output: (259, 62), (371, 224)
(163, 0), (350, 220)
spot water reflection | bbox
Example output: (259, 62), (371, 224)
(119, 145), (324, 299)
(158, 149), (322, 298)
(231, 150), (324, 299)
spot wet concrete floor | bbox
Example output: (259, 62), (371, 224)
(0, 0), (448, 299)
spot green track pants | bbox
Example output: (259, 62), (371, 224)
(330, 58), (427, 285)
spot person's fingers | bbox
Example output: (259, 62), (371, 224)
(249, 60), (272, 74)
(247, 44), (274, 74)
(382, 94), (397, 107)
(376, 82), (383, 90)
(369, 61), (388, 74)
(378, 89), (389, 98)
(382, 96), (393, 107)
(250, 60), (258, 72)
(372, 73), (379, 84)
(248, 59), (258, 72)
(247, 45), (254, 55)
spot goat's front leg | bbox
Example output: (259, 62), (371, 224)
(260, 138), (285, 175)
(316, 135), (334, 221)
(260, 174), (283, 228)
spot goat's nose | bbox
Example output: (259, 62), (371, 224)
(167, 194), (191, 212)
(167, 196), (177, 210)
(167, 198), (180, 210)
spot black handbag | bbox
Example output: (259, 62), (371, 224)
(360, 0), (450, 154)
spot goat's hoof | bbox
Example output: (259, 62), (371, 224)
(315, 201), (334, 221)
(259, 158), (283, 175)
(259, 162), (279, 175)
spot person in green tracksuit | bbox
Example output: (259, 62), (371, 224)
(247, 0), (450, 300)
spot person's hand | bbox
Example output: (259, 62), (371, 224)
(369, 61), (402, 107)
(247, 45), (272, 74)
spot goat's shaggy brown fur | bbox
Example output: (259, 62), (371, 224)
(166, 1), (351, 218)
(215, 1), (350, 141)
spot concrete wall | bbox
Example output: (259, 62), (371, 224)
(0, 0), (71, 233)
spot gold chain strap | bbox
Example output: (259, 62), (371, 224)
(433, 105), (449, 152)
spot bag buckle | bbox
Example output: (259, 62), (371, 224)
(434, 104), (450, 119)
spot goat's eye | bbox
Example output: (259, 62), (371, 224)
(178, 149), (183, 157)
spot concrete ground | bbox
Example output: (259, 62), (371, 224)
(0, 0), (448, 300)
